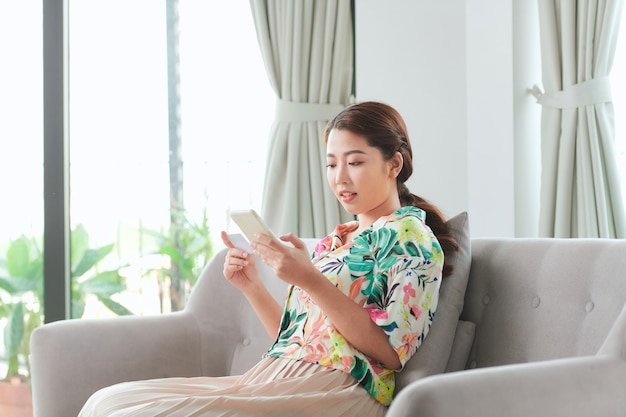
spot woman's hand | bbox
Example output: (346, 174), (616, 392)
(221, 231), (283, 338)
(220, 231), (262, 295)
(250, 232), (321, 289)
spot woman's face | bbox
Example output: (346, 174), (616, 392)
(326, 128), (402, 224)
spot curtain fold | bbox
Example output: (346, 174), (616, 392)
(537, 0), (626, 238)
(249, 0), (354, 238)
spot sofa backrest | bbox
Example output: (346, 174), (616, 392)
(462, 238), (626, 370)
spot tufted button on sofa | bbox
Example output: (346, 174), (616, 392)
(29, 212), (626, 417)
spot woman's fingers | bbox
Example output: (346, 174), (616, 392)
(280, 233), (309, 255)
(221, 231), (252, 277)
(220, 230), (235, 248)
(228, 252), (248, 267)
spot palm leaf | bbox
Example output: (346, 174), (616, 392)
(6, 237), (30, 278)
(98, 297), (134, 316)
(4, 302), (24, 359)
(72, 244), (114, 278)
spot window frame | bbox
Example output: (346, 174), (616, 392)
(43, 0), (71, 323)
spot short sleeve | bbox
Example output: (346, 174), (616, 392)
(362, 215), (444, 366)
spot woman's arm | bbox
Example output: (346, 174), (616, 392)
(303, 271), (402, 370)
(242, 285), (283, 339)
(251, 232), (401, 370)
(221, 231), (283, 338)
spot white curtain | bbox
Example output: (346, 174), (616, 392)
(249, 0), (354, 238)
(536, 0), (626, 238)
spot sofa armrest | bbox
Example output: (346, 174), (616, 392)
(30, 311), (202, 417)
(387, 355), (626, 417)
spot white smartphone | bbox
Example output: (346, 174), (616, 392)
(229, 209), (276, 243)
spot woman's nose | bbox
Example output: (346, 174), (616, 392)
(335, 164), (348, 184)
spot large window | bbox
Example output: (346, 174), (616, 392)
(0, 0), (273, 387)
(0, 0), (43, 389)
(68, 1), (273, 317)
(0, 1), (43, 258)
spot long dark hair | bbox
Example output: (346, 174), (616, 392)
(324, 101), (458, 277)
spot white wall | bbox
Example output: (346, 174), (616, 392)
(513, 0), (542, 237)
(355, 0), (541, 237)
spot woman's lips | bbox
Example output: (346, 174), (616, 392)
(339, 191), (357, 203)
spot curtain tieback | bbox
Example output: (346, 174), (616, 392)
(275, 99), (345, 122)
(532, 76), (612, 109)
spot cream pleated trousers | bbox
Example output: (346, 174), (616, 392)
(78, 357), (387, 417)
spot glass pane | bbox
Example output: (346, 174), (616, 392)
(68, 1), (273, 319)
(0, 1), (43, 414)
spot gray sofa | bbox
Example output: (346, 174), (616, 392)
(30, 212), (626, 416)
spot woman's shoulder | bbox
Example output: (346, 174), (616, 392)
(373, 206), (426, 229)
(394, 205), (426, 221)
(371, 206), (438, 246)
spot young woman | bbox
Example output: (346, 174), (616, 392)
(78, 101), (458, 416)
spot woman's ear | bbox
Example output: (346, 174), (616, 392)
(390, 152), (404, 178)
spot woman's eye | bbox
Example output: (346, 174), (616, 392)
(348, 161), (362, 166)
(326, 163), (336, 168)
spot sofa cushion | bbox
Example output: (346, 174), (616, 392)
(395, 211), (471, 392)
(445, 320), (476, 372)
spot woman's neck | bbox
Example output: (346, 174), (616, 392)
(357, 203), (401, 231)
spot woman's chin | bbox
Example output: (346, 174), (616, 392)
(339, 202), (359, 215)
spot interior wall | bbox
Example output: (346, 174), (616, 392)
(465, 0), (515, 237)
(354, 0), (468, 222)
(513, 0), (542, 237)
(355, 0), (541, 237)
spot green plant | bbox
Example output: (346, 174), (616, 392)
(69, 224), (133, 319)
(0, 225), (132, 380)
(0, 235), (42, 380)
(143, 206), (214, 312)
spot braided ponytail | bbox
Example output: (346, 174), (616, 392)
(398, 184), (458, 277)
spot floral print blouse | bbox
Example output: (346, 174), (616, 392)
(265, 206), (444, 406)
